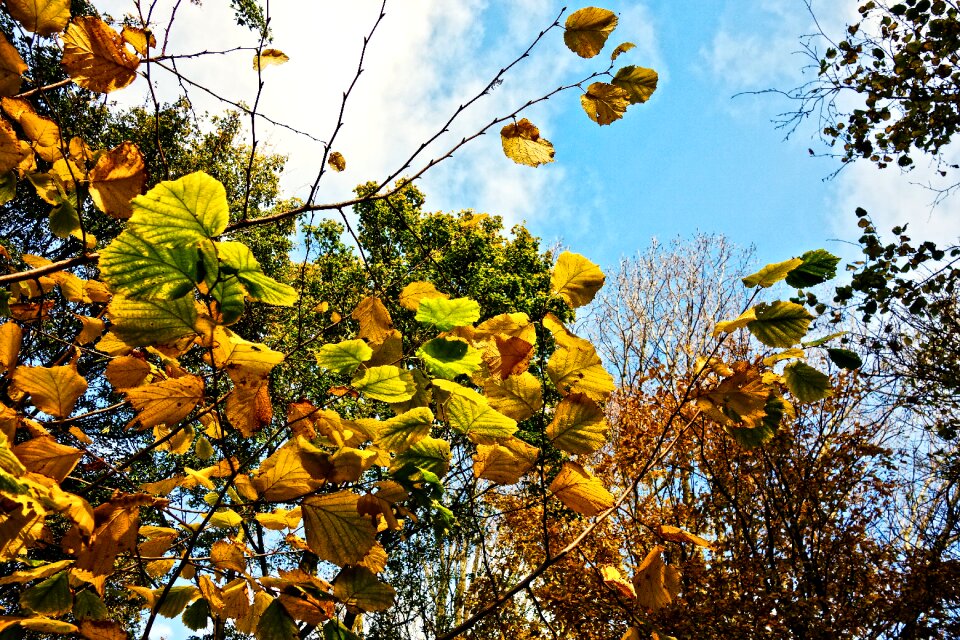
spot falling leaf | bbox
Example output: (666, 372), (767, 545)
(327, 151), (346, 172)
(62, 17), (140, 93)
(0, 33), (27, 96)
(11, 363), (87, 417)
(253, 48), (289, 71)
(500, 118), (555, 167)
(564, 7), (618, 58)
(4, 0), (71, 36)
(88, 141), (146, 218)
(581, 82), (630, 125)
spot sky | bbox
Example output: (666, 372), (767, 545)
(97, 0), (960, 279)
(81, 3), (960, 638)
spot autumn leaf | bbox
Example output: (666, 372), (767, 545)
(5, 0), (71, 36)
(374, 406), (434, 453)
(0, 321), (22, 375)
(128, 171), (228, 244)
(352, 365), (416, 403)
(88, 141), (146, 218)
(601, 566), (637, 599)
(351, 296), (394, 345)
(500, 118), (555, 167)
(547, 339), (614, 403)
(391, 436), (451, 479)
(0, 33), (27, 96)
(253, 48), (289, 71)
(658, 524), (712, 548)
(327, 151), (346, 172)
(748, 301), (814, 348)
(473, 438), (537, 485)
(611, 65), (659, 104)
(333, 566), (396, 612)
(19, 570), (72, 616)
(610, 42), (636, 60)
(399, 281), (447, 311)
(696, 362), (769, 428)
(741, 257), (804, 288)
(547, 393), (608, 454)
(215, 241), (297, 306)
(549, 461), (615, 516)
(252, 439), (324, 502)
(783, 361), (833, 403)
(121, 25), (155, 56)
(552, 251), (605, 308)
(2, 97), (62, 161)
(483, 372), (543, 421)
(415, 296), (480, 331)
(633, 546), (680, 611)
(315, 339), (372, 374)
(125, 374), (204, 430)
(0, 118), (29, 173)
(99, 231), (200, 299)
(581, 82), (630, 125)
(301, 491), (376, 566)
(62, 17), (140, 93)
(13, 436), (83, 482)
(564, 7), (618, 58)
(11, 363), (87, 417)
(107, 294), (198, 347)
(417, 337), (482, 379)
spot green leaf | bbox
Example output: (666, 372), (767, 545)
(741, 258), (804, 288)
(415, 297), (480, 330)
(256, 599), (298, 640)
(417, 337), (482, 379)
(316, 339), (373, 374)
(444, 391), (517, 445)
(826, 347), (863, 370)
(324, 620), (362, 640)
(211, 276), (246, 325)
(334, 566), (396, 612)
(352, 365), (416, 402)
(107, 294), (198, 347)
(72, 589), (108, 621)
(0, 172), (16, 205)
(392, 436), (451, 479)
(156, 585), (198, 618)
(726, 394), (785, 448)
(747, 301), (814, 348)
(785, 249), (840, 288)
(802, 331), (846, 348)
(182, 598), (210, 631)
(215, 241), (297, 306)
(208, 508), (243, 528)
(99, 231), (199, 299)
(49, 200), (81, 238)
(128, 171), (228, 244)
(783, 361), (833, 403)
(547, 394), (608, 454)
(19, 571), (72, 616)
(611, 65), (659, 104)
(375, 406), (434, 453)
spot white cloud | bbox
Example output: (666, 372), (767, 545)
(95, 1), (657, 228)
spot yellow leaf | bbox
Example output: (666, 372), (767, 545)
(18, 618), (78, 634)
(547, 340), (614, 403)
(327, 150), (346, 172)
(2, 97), (62, 161)
(301, 490), (376, 566)
(4, 0), (70, 36)
(657, 524), (712, 548)
(398, 281), (447, 311)
(547, 393), (608, 454)
(11, 363), (87, 417)
(75, 315), (105, 345)
(224, 381), (272, 437)
(208, 508), (242, 529)
(255, 507), (302, 531)
(211, 326), (284, 386)
(473, 438), (537, 485)
(0, 33), (27, 96)
(549, 461), (614, 516)
(500, 118), (555, 167)
(610, 41), (636, 61)
(475, 312), (536, 344)
(251, 439), (324, 502)
(564, 7), (618, 58)
(12, 435), (82, 482)
(0, 321), (22, 375)
(88, 141), (146, 218)
(105, 355), (151, 390)
(713, 307), (757, 336)
(0, 117), (29, 173)
(580, 81), (630, 125)
(62, 17), (140, 93)
(121, 26), (155, 56)
(483, 371), (543, 422)
(551, 251), (605, 308)
(153, 422), (194, 454)
(253, 48), (289, 70)
(633, 546), (680, 611)
(125, 374), (204, 429)
(138, 525), (177, 556)
(611, 65), (659, 104)
(78, 619), (128, 640)
(351, 296), (394, 346)
(0, 559), (73, 585)
(601, 566), (637, 599)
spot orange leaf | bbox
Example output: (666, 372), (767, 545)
(62, 17), (140, 93)
(11, 363), (87, 417)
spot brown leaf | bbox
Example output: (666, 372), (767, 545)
(500, 118), (555, 167)
(581, 81), (630, 125)
(62, 17), (139, 93)
(657, 524), (712, 548)
(88, 141), (145, 218)
(564, 7), (618, 58)
(105, 355), (151, 390)
(327, 151), (346, 172)
(0, 117), (29, 173)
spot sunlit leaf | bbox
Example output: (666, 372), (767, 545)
(2, 97), (62, 161)
(62, 17), (140, 93)
(0, 118), (28, 173)
(126, 375), (203, 429)
(784, 249), (840, 288)
(483, 372), (543, 421)
(327, 151), (346, 172)
(351, 296), (394, 345)
(547, 393), (608, 454)
(0, 33), (27, 96)
(633, 546), (680, 611)
(415, 296), (480, 331)
(611, 65), (659, 104)
(375, 406), (434, 453)
(391, 436), (450, 478)
(417, 337), (482, 379)
(253, 48), (289, 71)
(100, 231), (199, 299)
(0, 321), (22, 375)
(547, 340), (614, 403)
(658, 524), (712, 547)
(473, 437), (537, 485)
(443, 387), (517, 445)
(20, 571), (72, 616)
(316, 339), (372, 374)
(17, 618), (78, 634)
(208, 508), (243, 529)
(564, 7), (618, 58)
(552, 251), (605, 308)
(88, 141), (146, 218)
(0, 560), (73, 585)
(107, 294), (197, 347)
(4, 0), (70, 36)
(748, 301), (814, 348)
(128, 172), (228, 244)
(105, 355), (151, 389)
(302, 491), (376, 566)
(399, 281), (447, 311)
(783, 361), (833, 403)
(713, 307), (756, 336)
(252, 439), (324, 502)
(210, 326), (284, 386)
(12, 436), (82, 482)
(741, 257), (804, 288)
(500, 118), (555, 167)
(601, 566), (637, 599)
(549, 461), (614, 516)
(333, 566), (396, 612)
(121, 25), (155, 56)
(11, 363), (87, 417)
(610, 42), (636, 60)
(216, 241), (297, 306)
(697, 363), (769, 429)
(581, 81), (630, 125)
(352, 365), (416, 403)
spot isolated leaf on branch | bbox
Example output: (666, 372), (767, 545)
(741, 257), (804, 288)
(62, 17), (140, 93)
(610, 42), (636, 60)
(580, 82), (630, 125)
(327, 151), (346, 172)
(500, 119), (555, 167)
(563, 7), (618, 58)
(253, 48), (289, 71)
(611, 65), (659, 104)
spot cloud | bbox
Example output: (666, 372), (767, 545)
(95, 1), (658, 229)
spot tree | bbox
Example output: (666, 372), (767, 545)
(0, 2), (846, 640)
